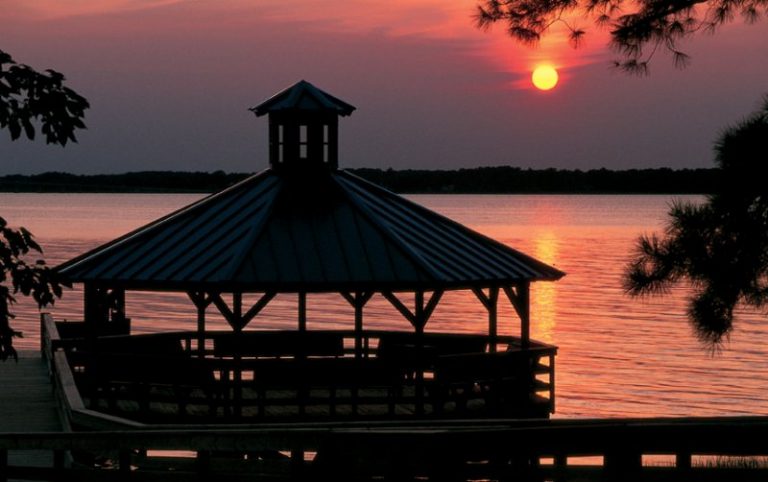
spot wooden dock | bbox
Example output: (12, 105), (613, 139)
(6, 339), (768, 481)
(0, 351), (62, 477)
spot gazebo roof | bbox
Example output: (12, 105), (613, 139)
(57, 169), (564, 292)
(251, 80), (356, 117)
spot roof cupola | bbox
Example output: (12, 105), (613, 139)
(251, 80), (355, 171)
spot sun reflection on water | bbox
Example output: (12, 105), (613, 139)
(531, 232), (559, 344)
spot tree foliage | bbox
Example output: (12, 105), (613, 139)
(0, 49), (85, 360)
(475, 0), (768, 73)
(0, 219), (70, 361)
(0, 49), (89, 145)
(624, 98), (768, 347)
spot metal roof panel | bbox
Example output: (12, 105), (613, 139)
(58, 168), (563, 291)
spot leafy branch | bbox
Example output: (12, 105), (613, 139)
(475, 0), (767, 72)
(0, 49), (89, 145)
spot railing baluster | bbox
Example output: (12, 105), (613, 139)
(676, 450), (692, 470)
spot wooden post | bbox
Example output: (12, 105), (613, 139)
(553, 453), (568, 482)
(676, 450), (692, 470)
(518, 283), (530, 348)
(233, 292), (242, 324)
(297, 291), (308, 417)
(488, 287), (499, 352)
(197, 450), (211, 479)
(414, 291), (425, 415)
(604, 450), (642, 482)
(341, 292), (374, 359)
(504, 283), (531, 348)
(298, 292), (307, 332)
(291, 449), (304, 479)
(109, 287), (127, 334)
(196, 298), (206, 360)
(473, 287), (499, 352)
(188, 292), (215, 359)
(354, 294), (364, 358)
(233, 304), (243, 418)
(83, 283), (109, 340)
(414, 290), (425, 335)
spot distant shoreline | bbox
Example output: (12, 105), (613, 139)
(0, 167), (717, 194)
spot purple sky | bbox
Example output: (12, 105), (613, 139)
(2, 1), (767, 174)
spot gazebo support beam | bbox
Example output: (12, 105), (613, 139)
(503, 283), (531, 348)
(242, 292), (276, 327)
(381, 291), (416, 326)
(341, 291), (374, 358)
(473, 287), (500, 352)
(381, 290), (443, 332)
(209, 292), (276, 331)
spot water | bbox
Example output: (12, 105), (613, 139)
(3, 192), (767, 419)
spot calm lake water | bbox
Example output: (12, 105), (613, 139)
(4, 192), (767, 419)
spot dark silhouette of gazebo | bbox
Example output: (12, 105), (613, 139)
(55, 80), (564, 422)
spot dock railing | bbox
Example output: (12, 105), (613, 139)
(31, 314), (768, 481)
(4, 417), (768, 481)
(43, 316), (557, 423)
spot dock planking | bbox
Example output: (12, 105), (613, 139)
(0, 351), (62, 474)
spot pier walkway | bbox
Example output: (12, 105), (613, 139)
(0, 351), (62, 476)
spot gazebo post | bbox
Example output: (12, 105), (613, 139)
(488, 287), (499, 352)
(473, 287), (500, 352)
(187, 291), (213, 359)
(518, 282), (531, 348)
(341, 292), (374, 359)
(232, 293), (244, 418)
(354, 293), (364, 358)
(233, 292), (243, 324)
(83, 283), (109, 342)
(197, 303), (206, 358)
(503, 283), (531, 349)
(109, 288), (127, 334)
(413, 290), (428, 415)
(414, 290), (425, 335)
(298, 292), (307, 332)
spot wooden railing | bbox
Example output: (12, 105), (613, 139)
(4, 417), (768, 481)
(43, 317), (557, 425)
(33, 315), (768, 481)
(41, 313), (144, 431)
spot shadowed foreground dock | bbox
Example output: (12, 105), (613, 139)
(0, 351), (62, 476)
(5, 346), (768, 481)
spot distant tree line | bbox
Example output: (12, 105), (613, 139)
(0, 167), (718, 194)
(0, 171), (247, 193)
(350, 167), (717, 194)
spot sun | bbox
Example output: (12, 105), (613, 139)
(531, 65), (559, 91)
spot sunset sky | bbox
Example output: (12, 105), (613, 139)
(2, 0), (767, 174)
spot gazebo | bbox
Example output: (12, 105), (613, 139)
(54, 80), (564, 422)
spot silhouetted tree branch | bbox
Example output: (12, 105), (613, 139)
(624, 97), (768, 348)
(0, 49), (83, 360)
(475, 0), (767, 73)
(0, 220), (69, 361)
(1, 49), (89, 144)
